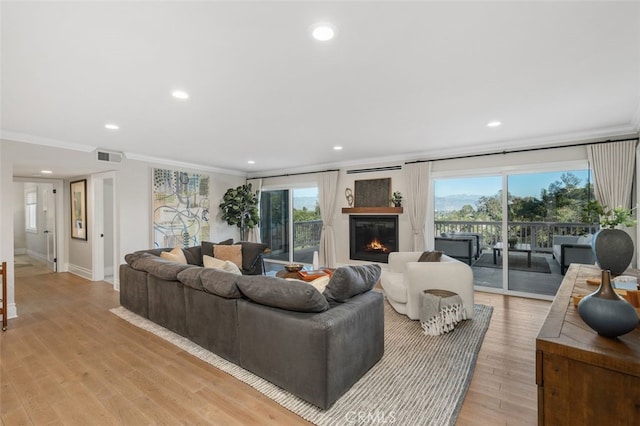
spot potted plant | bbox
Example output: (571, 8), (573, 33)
(391, 191), (403, 207)
(219, 183), (260, 241)
(584, 200), (636, 275)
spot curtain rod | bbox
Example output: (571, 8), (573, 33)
(249, 168), (340, 180)
(404, 137), (639, 165)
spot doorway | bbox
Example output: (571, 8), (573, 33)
(92, 172), (117, 287)
(13, 178), (64, 277)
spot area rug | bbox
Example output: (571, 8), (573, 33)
(473, 252), (551, 274)
(111, 301), (493, 426)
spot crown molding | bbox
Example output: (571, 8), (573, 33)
(124, 152), (246, 177)
(1, 129), (247, 177)
(0, 130), (96, 152)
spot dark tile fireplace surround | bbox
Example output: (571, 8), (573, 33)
(349, 215), (398, 263)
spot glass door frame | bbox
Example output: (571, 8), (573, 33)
(431, 159), (589, 300)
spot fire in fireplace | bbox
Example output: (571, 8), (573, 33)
(349, 215), (398, 263)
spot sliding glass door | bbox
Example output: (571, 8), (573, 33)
(434, 166), (594, 298)
(260, 187), (320, 272)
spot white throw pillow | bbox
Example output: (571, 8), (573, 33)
(160, 247), (187, 264)
(309, 275), (331, 293)
(203, 255), (242, 275)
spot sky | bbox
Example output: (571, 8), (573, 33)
(435, 169), (591, 198)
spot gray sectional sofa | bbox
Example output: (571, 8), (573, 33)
(119, 244), (384, 410)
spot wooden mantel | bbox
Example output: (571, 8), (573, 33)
(341, 207), (403, 214)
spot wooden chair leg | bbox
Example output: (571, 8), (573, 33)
(1, 261), (7, 331)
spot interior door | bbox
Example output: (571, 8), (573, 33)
(44, 187), (57, 271)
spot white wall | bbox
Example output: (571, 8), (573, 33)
(13, 182), (26, 253)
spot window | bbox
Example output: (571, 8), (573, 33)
(260, 187), (321, 272)
(25, 189), (37, 233)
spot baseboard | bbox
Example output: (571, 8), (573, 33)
(67, 264), (93, 281)
(7, 303), (18, 320)
(26, 249), (48, 263)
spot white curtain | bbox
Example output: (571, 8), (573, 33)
(246, 178), (262, 243)
(587, 140), (636, 209)
(318, 171), (339, 267)
(405, 162), (431, 251)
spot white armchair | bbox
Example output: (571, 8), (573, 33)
(380, 252), (474, 320)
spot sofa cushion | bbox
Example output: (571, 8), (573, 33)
(160, 247), (187, 264)
(214, 244), (243, 268)
(201, 238), (233, 257)
(203, 255), (242, 275)
(323, 264), (382, 302)
(235, 241), (269, 272)
(199, 268), (243, 299)
(177, 267), (204, 291)
(418, 251), (443, 262)
(237, 275), (330, 313)
(381, 271), (407, 303)
(135, 255), (195, 280)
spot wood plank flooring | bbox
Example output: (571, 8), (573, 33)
(1, 270), (551, 425)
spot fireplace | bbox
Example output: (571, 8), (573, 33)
(349, 215), (398, 263)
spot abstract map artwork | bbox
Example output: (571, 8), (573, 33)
(152, 168), (210, 248)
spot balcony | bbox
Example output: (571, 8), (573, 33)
(436, 220), (599, 297)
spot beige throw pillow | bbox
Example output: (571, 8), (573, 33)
(213, 244), (243, 268)
(160, 247), (187, 264)
(203, 255), (242, 275)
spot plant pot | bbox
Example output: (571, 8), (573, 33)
(577, 270), (638, 338)
(592, 228), (634, 275)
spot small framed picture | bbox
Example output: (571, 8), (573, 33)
(70, 179), (87, 240)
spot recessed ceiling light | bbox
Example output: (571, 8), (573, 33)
(247, 160), (255, 165)
(333, 146), (343, 151)
(487, 121), (502, 128)
(41, 170), (53, 174)
(105, 123), (119, 130)
(311, 23), (336, 41)
(172, 90), (189, 100)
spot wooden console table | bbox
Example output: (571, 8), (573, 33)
(536, 264), (640, 425)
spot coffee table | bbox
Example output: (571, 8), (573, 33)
(492, 242), (532, 268)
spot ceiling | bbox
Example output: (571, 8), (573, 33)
(3, 1), (640, 178)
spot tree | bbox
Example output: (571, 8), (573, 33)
(219, 184), (259, 241)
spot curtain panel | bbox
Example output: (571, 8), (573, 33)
(318, 171), (339, 268)
(587, 140), (637, 209)
(405, 162), (431, 251)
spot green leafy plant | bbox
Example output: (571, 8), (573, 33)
(391, 191), (403, 206)
(582, 200), (636, 229)
(219, 183), (259, 240)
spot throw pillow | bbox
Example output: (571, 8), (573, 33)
(203, 255), (242, 275)
(309, 275), (331, 293)
(201, 238), (233, 257)
(418, 251), (443, 262)
(213, 244), (242, 268)
(159, 247), (187, 264)
(236, 275), (330, 313)
(323, 264), (382, 302)
(235, 241), (269, 272)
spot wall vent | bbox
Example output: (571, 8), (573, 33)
(346, 165), (402, 174)
(96, 150), (124, 164)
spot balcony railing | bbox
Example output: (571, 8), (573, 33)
(294, 220), (322, 249)
(435, 220), (599, 253)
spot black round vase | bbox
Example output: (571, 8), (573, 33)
(577, 270), (638, 338)
(592, 228), (634, 275)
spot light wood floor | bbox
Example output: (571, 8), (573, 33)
(1, 270), (550, 425)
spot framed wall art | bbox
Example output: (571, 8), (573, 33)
(152, 168), (210, 248)
(70, 179), (87, 240)
(354, 178), (391, 207)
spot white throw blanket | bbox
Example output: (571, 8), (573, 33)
(420, 291), (466, 336)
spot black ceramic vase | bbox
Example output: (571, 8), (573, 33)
(591, 228), (634, 275)
(577, 270), (638, 338)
